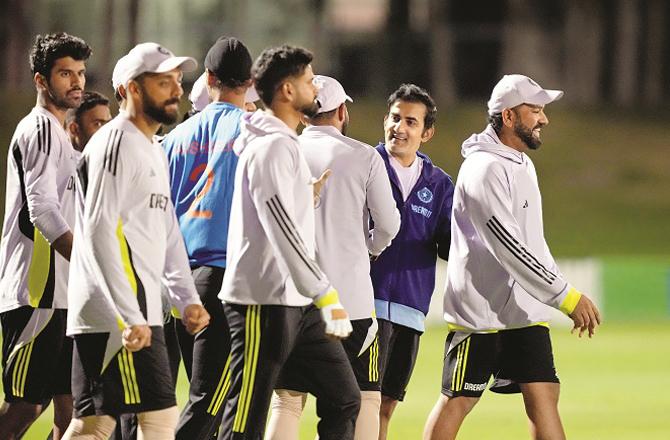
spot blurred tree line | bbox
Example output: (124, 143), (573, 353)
(1, 0), (669, 107)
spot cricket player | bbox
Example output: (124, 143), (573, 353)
(218, 46), (360, 440)
(63, 42), (209, 439)
(266, 75), (400, 440)
(161, 36), (254, 440)
(371, 84), (454, 439)
(66, 91), (112, 153)
(423, 74), (601, 440)
(0, 32), (91, 440)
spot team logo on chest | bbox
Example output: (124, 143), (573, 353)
(417, 187), (433, 204)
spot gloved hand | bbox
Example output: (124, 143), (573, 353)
(314, 289), (352, 339)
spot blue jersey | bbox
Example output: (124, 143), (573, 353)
(161, 101), (243, 268)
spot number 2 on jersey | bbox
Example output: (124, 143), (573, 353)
(186, 163), (214, 219)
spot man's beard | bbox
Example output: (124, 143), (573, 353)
(514, 120), (542, 150)
(300, 99), (320, 119)
(142, 92), (179, 125)
(48, 85), (82, 110)
(341, 115), (349, 136)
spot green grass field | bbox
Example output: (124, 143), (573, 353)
(10, 321), (670, 439)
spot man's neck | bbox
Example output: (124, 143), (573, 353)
(36, 93), (67, 126)
(389, 151), (417, 168)
(211, 87), (246, 109)
(266, 105), (300, 133)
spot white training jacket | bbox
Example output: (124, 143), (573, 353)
(0, 106), (76, 312)
(67, 114), (201, 337)
(300, 125), (400, 320)
(444, 125), (580, 332)
(219, 111), (333, 306)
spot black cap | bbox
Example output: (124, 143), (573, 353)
(204, 36), (252, 83)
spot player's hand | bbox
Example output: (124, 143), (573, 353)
(122, 325), (152, 352)
(182, 304), (210, 335)
(569, 294), (602, 338)
(314, 290), (352, 339)
(312, 169), (332, 207)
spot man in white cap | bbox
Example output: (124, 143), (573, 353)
(63, 42), (210, 439)
(265, 75), (400, 440)
(423, 74), (601, 440)
(160, 36), (254, 440)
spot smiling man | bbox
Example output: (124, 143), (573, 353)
(63, 43), (209, 439)
(370, 84), (454, 439)
(0, 32), (91, 440)
(423, 74), (601, 440)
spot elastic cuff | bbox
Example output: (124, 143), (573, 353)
(559, 288), (582, 315)
(314, 289), (339, 309)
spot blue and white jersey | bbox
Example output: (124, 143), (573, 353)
(161, 101), (243, 268)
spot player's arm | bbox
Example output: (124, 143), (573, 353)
(248, 142), (351, 338)
(365, 153), (400, 256)
(21, 119), (72, 259)
(83, 141), (148, 330)
(465, 162), (600, 334)
(161, 198), (209, 335)
(435, 178), (455, 261)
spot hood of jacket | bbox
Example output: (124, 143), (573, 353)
(461, 124), (525, 164)
(233, 110), (299, 155)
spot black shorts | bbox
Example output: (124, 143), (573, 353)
(278, 318), (380, 393)
(224, 304), (359, 439)
(1, 307), (72, 404)
(441, 326), (559, 398)
(377, 319), (422, 401)
(71, 326), (176, 418)
(341, 318), (381, 392)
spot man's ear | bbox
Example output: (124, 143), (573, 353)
(502, 108), (515, 128)
(34, 72), (47, 91)
(277, 81), (293, 103)
(337, 103), (346, 122)
(67, 120), (80, 138)
(421, 126), (435, 143)
(205, 69), (219, 87)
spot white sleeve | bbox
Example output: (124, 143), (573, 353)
(464, 161), (572, 310)
(22, 116), (70, 242)
(161, 198), (201, 316)
(247, 141), (332, 299)
(83, 135), (146, 326)
(366, 152), (400, 256)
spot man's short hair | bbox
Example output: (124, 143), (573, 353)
(487, 112), (503, 134)
(387, 83), (437, 130)
(29, 32), (92, 77)
(252, 45), (313, 107)
(75, 91), (109, 121)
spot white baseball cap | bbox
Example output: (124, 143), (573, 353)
(114, 42), (197, 89)
(487, 74), (563, 115)
(313, 75), (352, 114)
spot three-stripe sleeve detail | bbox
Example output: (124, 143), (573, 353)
(368, 337), (379, 382)
(207, 354), (233, 415)
(265, 195), (322, 280)
(35, 116), (51, 155)
(117, 348), (141, 404)
(103, 129), (123, 176)
(233, 305), (261, 433)
(486, 216), (558, 286)
(11, 341), (34, 397)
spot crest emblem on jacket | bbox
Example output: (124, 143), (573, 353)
(417, 187), (433, 203)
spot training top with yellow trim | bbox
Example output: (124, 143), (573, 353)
(67, 114), (202, 335)
(443, 125), (581, 332)
(0, 106), (77, 312)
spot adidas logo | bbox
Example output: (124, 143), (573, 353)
(522, 200), (528, 208)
